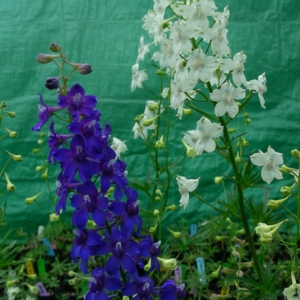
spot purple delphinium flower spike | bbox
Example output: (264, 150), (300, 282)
(85, 267), (122, 300)
(32, 94), (63, 131)
(58, 83), (97, 121)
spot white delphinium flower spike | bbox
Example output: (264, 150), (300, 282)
(210, 81), (245, 118)
(245, 73), (267, 109)
(111, 137), (128, 158)
(176, 175), (200, 209)
(131, 63), (148, 92)
(250, 146), (283, 184)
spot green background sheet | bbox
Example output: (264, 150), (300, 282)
(0, 0), (299, 241)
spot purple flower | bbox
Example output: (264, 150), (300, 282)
(32, 94), (63, 131)
(71, 229), (110, 274)
(55, 172), (81, 214)
(139, 237), (161, 272)
(48, 121), (73, 162)
(85, 267), (122, 300)
(58, 83), (97, 121)
(52, 135), (95, 182)
(123, 276), (158, 300)
(106, 228), (140, 275)
(160, 280), (186, 300)
(45, 77), (60, 90)
(109, 188), (142, 234)
(71, 181), (108, 230)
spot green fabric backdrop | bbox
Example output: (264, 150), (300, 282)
(1, 0), (300, 242)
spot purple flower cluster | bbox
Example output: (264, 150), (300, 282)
(33, 83), (186, 299)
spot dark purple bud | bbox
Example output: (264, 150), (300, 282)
(45, 77), (60, 90)
(49, 42), (61, 53)
(66, 61), (92, 75)
(36, 54), (60, 64)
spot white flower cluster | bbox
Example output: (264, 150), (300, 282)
(131, 0), (267, 119)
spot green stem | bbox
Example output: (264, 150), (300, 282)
(206, 82), (263, 284)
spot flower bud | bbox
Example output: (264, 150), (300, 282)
(25, 283), (39, 295)
(236, 229), (245, 235)
(6, 111), (16, 118)
(32, 148), (40, 154)
(5, 128), (18, 138)
(279, 165), (296, 174)
(161, 87), (169, 99)
(210, 265), (221, 278)
(182, 140), (197, 158)
(50, 213), (60, 222)
(69, 278), (77, 286)
(66, 61), (92, 75)
(291, 149), (300, 160)
(5, 173), (16, 192)
(235, 152), (241, 163)
(36, 53), (60, 64)
(41, 168), (48, 179)
(5, 151), (22, 162)
(215, 236), (227, 241)
(35, 166), (43, 172)
(153, 209), (160, 216)
(228, 128), (237, 133)
(155, 135), (164, 149)
(267, 196), (290, 210)
(123, 297), (130, 300)
(6, 279), (18, 287)
(156, 69), (164, 75)
(280, 184), (295, 196)
(143, 117), (156, 126)
(0, 101), (7, 108)
(155, 189), (163, 196)
(243, 112), (249, 118)
(68, 271), (77, 277)
(157, 257), (177, 270)
(49, 42), (62, 52)
(25, 192), (42, 204)
(164, 205), (177, 211)
(148, 102), (160, 111)
(214, 176), (224, 184)
(246, 118), (251, 123)
(144, 259), (151, 272)
(149, 224), (157, 233)
(155, 196), (161, 201)
(26, 273), (37, 279)
(167, 228), (181, 238)
(183, 108), (192, 115)
(45, 77), (60, 90)
(221, 267), (236, 275)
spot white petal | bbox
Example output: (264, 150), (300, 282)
(250, 151), (267, 166)
(179, 192), (189, 209)
(204, 138), (216, 153)
(209, 123), (223, 138)
(214, 101), (227, 116)
(261, 165), (274, 184)
(227, 101), (239, 118)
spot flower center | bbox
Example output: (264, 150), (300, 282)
(84, 195), (91, 203)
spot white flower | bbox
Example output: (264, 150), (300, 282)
(210, 81), (245, 118)
(283, 272), (300, 300)
(170, 77), (197, 119)
(232, 51), (247, 86)
(131, 63), (148, 92)
(186, 48), (216, 83)
(245, 73), (267, 109)
(136, 36), (149, 62)
(195, 117), (223, 154)
(7, 287), (20, 300)
(152, 37), (177, 69)
(250, 146), (283, 184)
(176, 175), (200, 209)
(111, 137), (128, 158)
